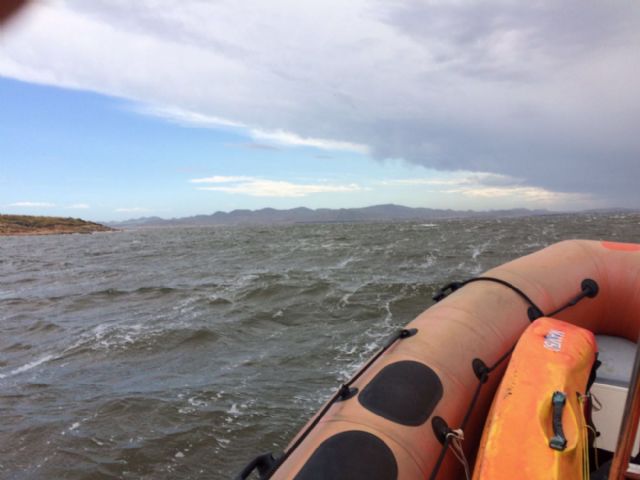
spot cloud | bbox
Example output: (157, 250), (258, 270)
(382, 172), (522, 187)
(1, 1), (639, 204)
(192, 176), (361, 197)
(443, 186), (588, 204)
(115, 207), (149, 213)
(134, 104), (244, 129)
(249, 129), (369, 154)
(8, 201), (56, 207)
(135, 104), (369, 153)
(240, 142), (283, 151)
(382, 171), (591, 205)
(66, 203), (90, 209)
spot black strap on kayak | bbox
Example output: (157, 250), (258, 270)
(549, 391), (568, 451)
(427, 277), (599, 480)
(237, 327), (418, 479)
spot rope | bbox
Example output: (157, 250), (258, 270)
(446, 429), (470, 480)
(460, 380), (485, 431)
(459, 276), (543, 315)
(579, 394), (590, 480)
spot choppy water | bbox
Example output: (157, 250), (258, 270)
(1, 213), (640, 479)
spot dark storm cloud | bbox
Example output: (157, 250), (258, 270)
(355, 0), (640, 204)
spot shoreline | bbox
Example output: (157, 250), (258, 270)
(0, 214), (115, 237)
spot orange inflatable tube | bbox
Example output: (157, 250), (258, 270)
(472, 317), (597, 480)
(238, 240), (640, 480)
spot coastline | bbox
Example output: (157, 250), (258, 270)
(0, 214), (115, 237)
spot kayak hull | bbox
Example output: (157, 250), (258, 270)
(472, 317), (597, 480)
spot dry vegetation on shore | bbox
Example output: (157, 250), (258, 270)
(0, 214), (114, 236)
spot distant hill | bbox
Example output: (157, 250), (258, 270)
(0, 214), (114, 236)
(108, 204), (552, 228)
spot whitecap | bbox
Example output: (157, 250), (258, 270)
(334, 256), (356, 269)
(188, 397), (208, 407)
(0, 354), (53, 379)
(338, 292), (352, 307)
(420, 255), (436, 269)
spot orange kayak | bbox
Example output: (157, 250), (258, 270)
(472, 317), (597, 479)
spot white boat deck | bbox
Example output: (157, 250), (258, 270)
(593, 335), (638, 453)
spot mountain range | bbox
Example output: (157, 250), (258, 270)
(108, 204), (553, 228)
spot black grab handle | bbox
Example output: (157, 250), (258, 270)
(235, 452), (278, 480)
(549, 391), (568, 451)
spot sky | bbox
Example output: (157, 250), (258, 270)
(1, 0), (639, 221)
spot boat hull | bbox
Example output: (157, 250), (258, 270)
(263, 240), (640, 479)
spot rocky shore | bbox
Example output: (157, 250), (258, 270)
(0, 214), (114, 236)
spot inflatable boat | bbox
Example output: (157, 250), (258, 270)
(237, 239), (640, 479)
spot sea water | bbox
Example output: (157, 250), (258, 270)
(1, 213), (639, 479)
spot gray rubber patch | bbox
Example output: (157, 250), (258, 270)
(358, 360), (443, 426)
(294, 430), (397, 480)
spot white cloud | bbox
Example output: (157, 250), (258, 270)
(1, 1), (639, 204)
(192, 176), (361, 197)
(381, 171), (591, 205)
(115, 207), (149, 213)
(134, 104), (244, 129)
(66, 203), (90, 209)
(249, 129), (369, 154)
(8, 201), (56, 208)
(135, 104), (369, 153)
(383, 172), (522, 187)
(443, 186), (589, 204)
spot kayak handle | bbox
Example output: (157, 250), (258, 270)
(549, 391), (568, 451)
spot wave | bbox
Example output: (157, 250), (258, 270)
(58, 323), (221, 360)
(0, 286), (182, 306)
(2, 342), (33, 353)
(27, 320), (61, 333)
(90, 286), (180, 298)
(0, 354), (53, 379)
(175, 328), (219, 347)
